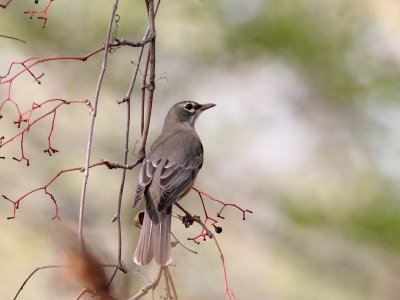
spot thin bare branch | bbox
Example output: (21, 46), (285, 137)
(127, 267), (164, 300)
(74, 288), (89, 300)
(139, 0), (157, 155)
(0, 34), (26, 43)
(164, 267), (178, 300)
(78, 0), (120, 248)
(118, 0), (161, 104)
(106, 78), (132, 287)
(174, 202), (213, 239)
(13, 265), (66, 300)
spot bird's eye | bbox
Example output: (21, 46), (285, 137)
(184, 103), (193, 110)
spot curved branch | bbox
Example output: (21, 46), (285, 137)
(13, 265), (66, 300)
(127, 267), (163, 300)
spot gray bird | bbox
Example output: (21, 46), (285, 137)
(133, 100), (215, 265)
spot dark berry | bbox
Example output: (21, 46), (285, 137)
(214, 226), (223, 234)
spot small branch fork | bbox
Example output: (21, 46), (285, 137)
(127, 266), (177, 300)
(24, 0), (55, 28)
(12, 263), (133, 300)
(188, 187), (253, 242)
(0, 0), (13, 9)
(0, 38), (154, 162)
(174, 203), (237, 300)
(12, 262), (175, 300)
(0, 98), (91, 165)
(1, 158), (143, 220)
(175, 190), (250, 299)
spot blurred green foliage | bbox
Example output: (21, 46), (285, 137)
(346, 196), (400, 253)
(224, 0), (400, 104)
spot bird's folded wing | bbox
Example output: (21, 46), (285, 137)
(133, 159), (160, 208)
(158, 154), (203, 211)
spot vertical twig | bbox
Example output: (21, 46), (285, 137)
(119, 0), (161, 105)
(212, 237), (237, 300)
(165, 266), (178, 300)
(107, 93), (131, 287)
(139, 0), (156, 155)
(140, 48), (150, 136)
(108, 0), (162, 287)
(78, 0), (120, 248)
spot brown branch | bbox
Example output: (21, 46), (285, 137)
(140, 46), (151, 136)
(164, 266), (178, 300)
(118, 0), (161, 104)
(78, 0), (120, 248)
(112, 34), (155, 48)
(13, 263), (125, 300)
(127, 267), (164, 300)
(139, 0), (157, 155)
(13, 265), (66, 300)
(105, 4), (163, 285)
(174, 202), (213, 239)
(170, 231), (198, 255)
(106, 62), (133, 287)
(163, 268), (173, 300)
(0, 34), (26, 43)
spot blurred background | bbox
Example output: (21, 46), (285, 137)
(1, 0), (400, 299)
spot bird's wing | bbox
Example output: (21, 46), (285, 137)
(157, 152), (203, 211)
(133, 158), (160, 208)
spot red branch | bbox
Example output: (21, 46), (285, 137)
(0, 0), (14, 9)
(212, 236), (237, 300)
(0, 36), (153, 123)
(0, 35), (153, 164)
(188, 187), (253, 243)
(0, 99), (91, 164)
(2, 160), (107, 220)
(24, 0), (55, 28)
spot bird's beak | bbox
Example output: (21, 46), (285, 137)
(199, 103), (216, 111)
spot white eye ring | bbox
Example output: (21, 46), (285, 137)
(184, 103), (194, 111)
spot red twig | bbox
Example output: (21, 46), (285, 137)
(0, 38), (154, 126)
(188, 191), (219, 243)
(188, 187), (253, 242)
(2, 160), (107, 220)
(24, 0), (55, 28)
(0, 99), (91, 162)
(212, 236), (237, 300)
(12, 131), (29, 165)
(0, 0), (14, 9)
(176, 202), (237, 300)
(43, 110), (58, 156)
(193, 187), (253, 220)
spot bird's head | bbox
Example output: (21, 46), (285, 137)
(165, 100), (215, 128)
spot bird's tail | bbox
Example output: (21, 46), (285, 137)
(134, 212), (172, 266)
